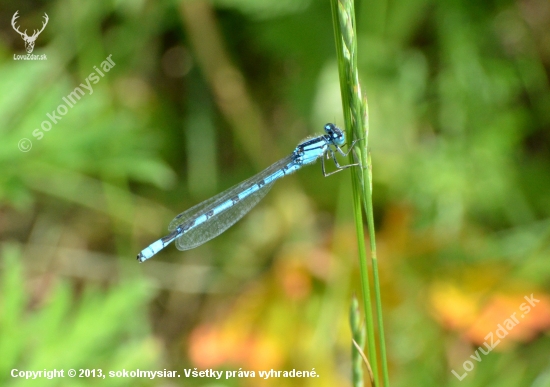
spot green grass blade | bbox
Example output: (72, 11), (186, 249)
(330, 0), (390, 386)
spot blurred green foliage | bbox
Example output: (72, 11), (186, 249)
(0, 244), (160, 387)
(1, 0), (549, 386)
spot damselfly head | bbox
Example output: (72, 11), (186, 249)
(324, 123), (345, 146)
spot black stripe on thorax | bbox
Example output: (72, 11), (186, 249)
(299, 136), (326, 149)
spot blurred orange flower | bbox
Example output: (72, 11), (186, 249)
(189, 323), (283, 369)
(430, 284), (550, 349)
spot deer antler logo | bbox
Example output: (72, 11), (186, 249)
(11, 11), (49, 54)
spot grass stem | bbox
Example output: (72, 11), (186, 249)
(330, 0), (389, 386)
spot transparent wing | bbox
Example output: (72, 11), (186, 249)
(169, 155), (295, 251)
(175, 182), (274, 250)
